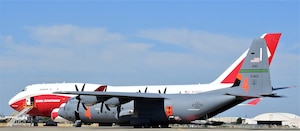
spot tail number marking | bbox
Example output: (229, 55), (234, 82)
(242, 77), (249, 93)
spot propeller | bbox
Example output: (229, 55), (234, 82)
(100, 102), (111, 113)
(75, 84), (87, 111)
(75, 111), (80, 120)
(116, 105), (121, 118)
(138, 87), (148, 93)
(100, 87), (110, 113)
(159, 87), (167, 94)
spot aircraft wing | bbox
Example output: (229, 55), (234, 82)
(54, 91), (166, 100)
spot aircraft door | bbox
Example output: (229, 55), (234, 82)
(26, 97), (34, 106)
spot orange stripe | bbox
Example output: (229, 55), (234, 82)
(237, 73), (243, 80)
(165, 106), (173, 117)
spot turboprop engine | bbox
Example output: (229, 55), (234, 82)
(103, 97), (120, 108)
(79, 95), (99, 106)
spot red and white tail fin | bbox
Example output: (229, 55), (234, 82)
(211, 33), (281, 84)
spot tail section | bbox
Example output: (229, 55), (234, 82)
(226, 38), (273, 98)
(261, 33), (281, 64)
(238, 98), (262, 106)
(212, 33), (281, 84)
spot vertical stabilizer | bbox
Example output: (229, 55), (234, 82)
(227, 38), (273, 97)
(213, 33), (281, 85)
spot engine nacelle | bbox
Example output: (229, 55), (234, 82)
(104, 97), (120, 108)
(51, 108), (69, 123)
(80, 95), (98, 106)
(117, 109), (134, 119)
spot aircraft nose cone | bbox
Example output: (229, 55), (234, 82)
(8, 98), (14, 107)
(8, 95), (19, 110)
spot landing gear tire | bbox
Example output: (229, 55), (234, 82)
(98, 123), (112, 126)
(73, 120), (82, 127)
(31, 116), (38, 126)
(151, 125), (160, 128)
(133, 125), (143, 128)
(160, 124), (169, 128)
(143, 125), (151, 128)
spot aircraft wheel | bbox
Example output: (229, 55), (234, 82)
(98, 123), (112, 126)
(133, 125), (142, 128)
(160, 124), (169, 128)
(73, 120), (82, 127)
(143, 125), (151, 128)
(151, 125), (159, 128)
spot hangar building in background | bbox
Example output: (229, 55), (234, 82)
(245, 113), (300, 128)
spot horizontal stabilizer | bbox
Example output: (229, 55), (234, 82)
(260, 93), (285, 98)
(273, 86), (297, 91)
(225, 93), (261, 99)
(238, 98), (261, 106)
(225, 93), (281, 98)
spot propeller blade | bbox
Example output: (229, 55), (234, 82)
(75, 111), (80, 120)
(138, 90), (141, 93)
(164, 87), (167, 94)
(82, 103), (87, 110)
(116, 106), (121, 118)
(82, 83), (85, 91)
(105, 104), (111, 111)
(100, 102), (104, 113)
(158, 90), (161, 94)
(75, 85), (79, 91)
(76, 100), (80, 111)
(75, 84), (87, 111)
(144, 87), (148, 93)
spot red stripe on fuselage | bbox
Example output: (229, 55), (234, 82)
(10, 94), (70, 117)
(51, 111), (59, 120)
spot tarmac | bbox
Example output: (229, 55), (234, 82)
(0, 126), (299, 131)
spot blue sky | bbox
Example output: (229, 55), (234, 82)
(0, 0), (299, 117)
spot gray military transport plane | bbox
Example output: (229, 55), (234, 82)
(55, 37), (282, 128)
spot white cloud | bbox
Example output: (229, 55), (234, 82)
(26, 25), (125, 45)
(137, 28), (250, 55)
(1, 25), (299, 86)
(1, 25), (249, 82)
(0, 35), (14, 44)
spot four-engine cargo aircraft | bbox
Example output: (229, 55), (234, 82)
(9, 33), (281, 124)
(55, 36), (283, 128)
(9, 33), (281, 122)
